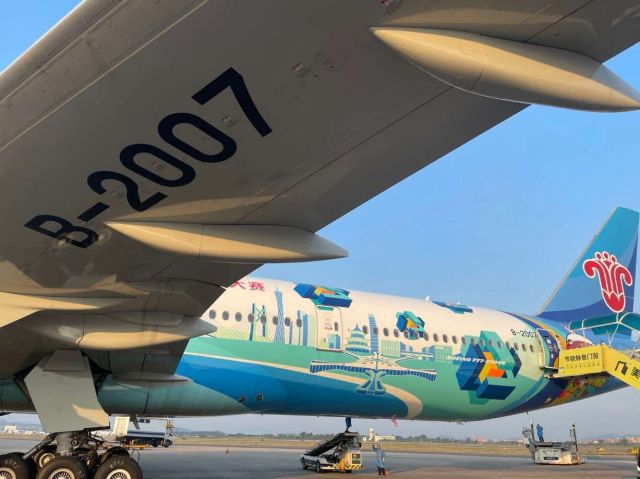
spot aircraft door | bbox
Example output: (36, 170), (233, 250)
(316, 306), (344, 351)
(536, 328), (561, 369)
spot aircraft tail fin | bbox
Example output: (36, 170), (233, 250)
(537, 207), (638, 322)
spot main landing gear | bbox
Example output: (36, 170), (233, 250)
(0, 430), (142, 479)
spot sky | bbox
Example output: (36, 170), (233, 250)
(3, 1), (640, 441)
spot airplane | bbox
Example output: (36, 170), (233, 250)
(1, 1), (640, 478)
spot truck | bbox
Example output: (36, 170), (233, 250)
(102, 416), (174, 448)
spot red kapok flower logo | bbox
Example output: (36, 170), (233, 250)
(582, 251), (633, 313)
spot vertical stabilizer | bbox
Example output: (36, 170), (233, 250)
(537, 207), (638, 322)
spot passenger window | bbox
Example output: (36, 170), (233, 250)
(393, 329), (399, 338)
(452, 335), (458, 344)
(363, 325), (369, 335)
(488, 339), (493, 347)
(209, 310), (216, 320)
(296, 318), (302, 327)
(272, 316), (278, 325)
(284, 317), (291, 327)
(404, 331), (409, 339)
(334, 322), (339, 331)
(222, 311), (229, 320)
(373, 327), (379, 335)
(433, 333), (439, 342)
(514, 343), (519, 351)
(479, 339), (485, 347)
(442, 334), (449, 344)
(235, 312), (242, 322)
(497, 341), (502, 348)
(424, 332), (430, 341)
(529, 344), (534, 353)
(260, 315), (266, 324)
(506, 341), (510, 349)
(470, 338), (476, 346)
(521, 343), (526, 352)
(248, 313), (254, 323)
(461, 337), (466, 345)
(383, 328), (389, 337)
(417, 331), (424, 339)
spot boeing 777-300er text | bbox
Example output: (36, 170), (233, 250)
(1, 1), (640, 478)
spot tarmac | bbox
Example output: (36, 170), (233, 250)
(0, 439), (637, 478)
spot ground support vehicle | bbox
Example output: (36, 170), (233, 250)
(301, 432), (363, 473)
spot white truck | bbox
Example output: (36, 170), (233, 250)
(101, 416), (174, 448)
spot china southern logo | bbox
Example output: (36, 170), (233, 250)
(582, 251), (633, 313)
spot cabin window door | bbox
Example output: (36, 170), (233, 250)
(536, 328), (560, 369)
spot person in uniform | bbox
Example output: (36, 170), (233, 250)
(374, 443), (386, 475)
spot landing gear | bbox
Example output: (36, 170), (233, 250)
(7, 431), (143, 479)
(15, 351), (146, 478)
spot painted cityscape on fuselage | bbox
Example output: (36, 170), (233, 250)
(174, 207), (638, 422)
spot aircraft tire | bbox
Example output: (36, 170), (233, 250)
(93, 456), (142, 479)
(0, 453), (31, 479)
(36, 456), (87, 479)
(99, 447), (129, 465)
(33, 447), (56, 470)
(315, 461), (321, 473)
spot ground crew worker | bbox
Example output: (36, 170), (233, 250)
(374, 443), (386, 475)
(536, 423), (544, 442)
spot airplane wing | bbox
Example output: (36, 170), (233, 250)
(1, 0), (639, 378)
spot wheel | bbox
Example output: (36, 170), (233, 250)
(93, 456), (142, 479)
(33, 446), (56, 470)
(315, 461), (321, 473)
(0, 454), (30, 479)
(35, 456), (87, 479)
(99, 448), (129, 465)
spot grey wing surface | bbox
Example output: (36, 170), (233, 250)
(0, 0), (639, 378)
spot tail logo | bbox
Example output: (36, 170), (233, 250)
(582, 251), (633, 313)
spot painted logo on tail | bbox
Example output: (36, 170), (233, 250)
(582, 251), (633, 313)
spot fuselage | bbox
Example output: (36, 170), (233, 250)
(169, 276), (627, 421)
(0, 276), (628, 421)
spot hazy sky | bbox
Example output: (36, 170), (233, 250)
(3, 1), (640, 441)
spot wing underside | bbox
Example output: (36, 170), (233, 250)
(0, 0), (639, 378)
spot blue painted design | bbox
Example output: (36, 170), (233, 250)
(368, 314), (379, 353)
(294, 284), (353, 308)
(396, 311), (425, 339)
(178, 354), (409, 417)
(433, 301), (473, 314)
(274, 289), (285, 344)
